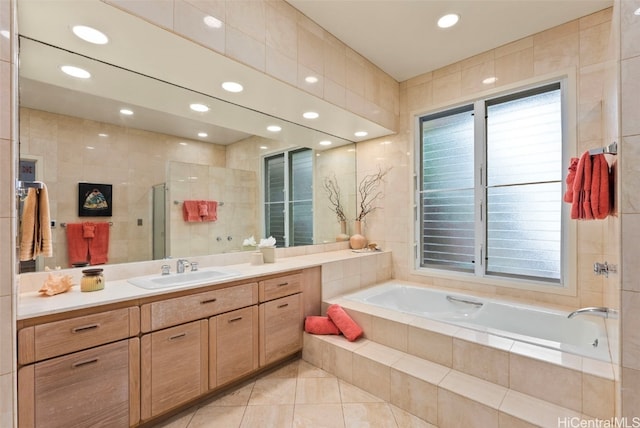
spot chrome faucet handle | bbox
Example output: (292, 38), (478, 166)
(161, 264), (171, 275)
(177, 259), (190, 273)
(191, 261), (199, 272)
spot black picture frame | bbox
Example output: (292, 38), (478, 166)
(78, 183), (112, 217)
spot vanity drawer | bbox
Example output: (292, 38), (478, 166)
(18, 307), (139, 365)
(142, 282), (258, 332)
(259, 273), (302, 302)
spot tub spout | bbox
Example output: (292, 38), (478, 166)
(567, 307), (617, 319)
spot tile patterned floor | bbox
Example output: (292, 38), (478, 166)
(154, 358), (436, 428)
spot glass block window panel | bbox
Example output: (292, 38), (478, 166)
(485, 84), (562, 282)
(420, 106), (475, 271)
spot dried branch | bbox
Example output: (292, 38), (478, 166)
(323, 174), (347, 222)
(356, 166), (391, 221)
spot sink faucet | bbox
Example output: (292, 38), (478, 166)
(567, 307), (617, 319)
(177, 259), (190, 274)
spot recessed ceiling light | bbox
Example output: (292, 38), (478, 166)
(86, 146), (95, 150)
(190, 103), (209, 112)
(222, 81), (243, 93)
(635, 7), (640, 15)
(72, 25), (109, 44)
(482, 76), (498, 85)
(303, 111), (319, 119)
(120, 108), (133, 115)
(260, 146), (268, 150)
(267, 125), (282, 132)
(0, 30), (9, 39)
(98, 133), (108, 137)
(354, 131), (368, 137)
(437, 13), (459, 28)
(179, 142), (188, 146)
(198, 132), (208, 137)
(60, 65), (91, 79)
(319, 140), (332, 146)
(204, 15), (223, 28)
(305, 76), (319, 84)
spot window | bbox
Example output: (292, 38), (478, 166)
(264, 148), (313, 247)
(418, 82), (564, 284)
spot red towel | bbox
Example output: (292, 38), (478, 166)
(304, 316), (340, 335)
(570, 151), (611, 220)
(198, 203), (208, 218)
(591, 154), (611, 219)
(327, 304), (363, 342)
(88, 222), (109, 265)
(563, 157), (579, 203)
(202, 201), (218, 222)
(66, 223), (89, 266)
(83, 222), (96, 238)
(182, 200), (202, 222)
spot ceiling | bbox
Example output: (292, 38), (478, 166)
(288, 0), (613, 82)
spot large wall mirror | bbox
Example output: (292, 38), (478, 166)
(17, 0), (392, 272)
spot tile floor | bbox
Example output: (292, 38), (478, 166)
(154, 358), (435, 428)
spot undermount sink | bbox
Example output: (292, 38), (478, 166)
(128, 269), (240, 290)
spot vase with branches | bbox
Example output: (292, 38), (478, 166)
(323, 174), (349, 241)
(351, 166), (391, 249)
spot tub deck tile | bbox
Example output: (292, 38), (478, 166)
(499, 389), (583, 427)
(438, 370), (508, 410)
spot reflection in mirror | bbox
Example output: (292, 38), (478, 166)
(18, 39), (356, 272)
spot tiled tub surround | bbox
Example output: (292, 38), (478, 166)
(303, 281), (616, 426)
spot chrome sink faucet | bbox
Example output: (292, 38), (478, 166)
(177, 259), (190, 273)
(567, 306), (617, 319)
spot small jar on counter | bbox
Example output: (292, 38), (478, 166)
(81, 268), (105, 292)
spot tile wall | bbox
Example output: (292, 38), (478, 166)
(619, 0), (640, 418)
(0, 0), (15, 425)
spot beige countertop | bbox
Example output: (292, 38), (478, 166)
(18, 249), (383, 320)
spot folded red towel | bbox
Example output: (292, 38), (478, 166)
(182, 200), (202, 222)
(198, 203), (208, 217)
(591, 154), (610, 219)
(202, 201), (218, 222)
(327, 304), (363, 342)
(82, 222), (96, 238)
(563, 157), (579, 203)
(304, 316), (340, 335)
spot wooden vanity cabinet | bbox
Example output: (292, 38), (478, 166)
(210, 305), (258, 387)
(140, 319), (208, 419)
(258, 273), (304, 366)
(17, 307), (140, 428)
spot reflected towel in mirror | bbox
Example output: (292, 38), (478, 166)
(19, 185), (52, 261)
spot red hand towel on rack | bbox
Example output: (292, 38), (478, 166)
(572, 151), (594, 220)
(83, 222), (96, 238)
(182, 200), (202, 222)
(591, 154), (611, 219)
(88, 222), (109, 265)
(66, 223), (89, 266)
(202, 201), (218, 222)
(563, 157), (579, 203)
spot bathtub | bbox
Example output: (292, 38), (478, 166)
(343, 282), (610, 362)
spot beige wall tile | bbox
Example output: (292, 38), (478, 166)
(0, 372), (14, 428)
(106, 0), (173, 29)
(265, 1), (297, 60)
(499, 389), (582, 427)
(580, 21), (613, 67)
(390, 367), (439, 424)
(324, 34), (346, 87)
(509, 353), (582, 412)
(369, 316), (408, 352)
(580, 7), (613, 30)
(437, 389), (499, 428)
(622, 366), (640, 418)
(461, 60), (495, 95)
(0, 61), (10, 142)
(452, 338), (510, 387)
(323, 78), (346, 109)
(0, 295), (12, 376)
(621, 0), (640, 60)
(302, 332), (324, 367)
(432, 72), (461, 106)
(533, 22), (579, 76)
(498, 413), (539, 428)
(621, 212), (640, 292)
(298, 25), (324, 75)
(266, 45), (298, 86)
(622, 290), (640, 370)
(583, 372), (615, 419)
(345, 49), (366, 97)
(225, 0), (265, 42)
(0, 218), (12, 298)
(621, 56), (640, 137)
(174, 0), (226, 54)
(226, 26), (266, 72)
(494, 37), (534, 59)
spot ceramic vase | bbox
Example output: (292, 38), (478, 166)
(349, 220), (368, 249)
(336, 220), (350, 242)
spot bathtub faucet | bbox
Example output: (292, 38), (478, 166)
(567, 307), (617, 319)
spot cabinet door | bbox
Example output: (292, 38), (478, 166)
(259, 293), (303, 366)
(20, 340), (132, 428)
(210, 306), (258, 387)
(141, 319), (208, 419)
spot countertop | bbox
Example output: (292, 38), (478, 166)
(18, 249), (384, 320)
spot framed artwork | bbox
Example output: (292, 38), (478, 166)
(78, 183), (112, 217)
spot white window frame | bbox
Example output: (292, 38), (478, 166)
(412, 71), (577, 296)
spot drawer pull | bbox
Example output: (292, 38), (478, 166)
(72, 358), (99, 368)
(169, 333), (187, 340)
(200, 298), (218, 304)
(71, 324), (99, 333)
(229, 317), (243, 323)
(277, 282), (289, 287)
(277, 303), (289, 309)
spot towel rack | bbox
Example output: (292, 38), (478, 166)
(16, 180), (45, 198)
(60, 222), (113, 228)
(588, 141), (617, 155)
(173, 200), (225, 206)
